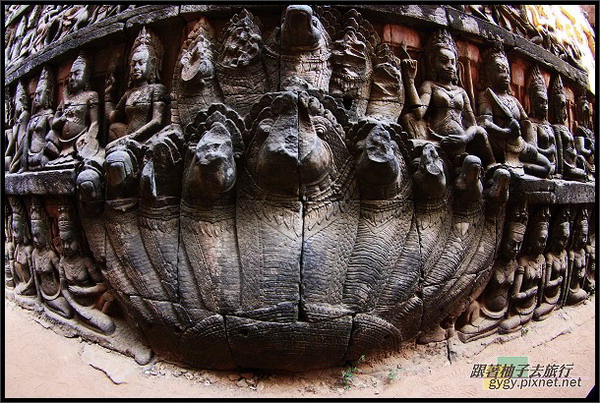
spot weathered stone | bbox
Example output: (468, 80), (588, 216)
(5, 169), (77, 195)
(3, 4), (595, 373)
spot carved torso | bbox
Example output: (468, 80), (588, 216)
(481, 258), (517, 317)
(515, 254), (543, 314)
(121, 83), (168, 136)
(28, 109), (53, 155)
(61, 254), (94, 287)
(14, 243), (32, 284)
(544, 250), (567, 303)
(59, 91), (97, 140)
(32, 247), (61, 299)
(427, 82), (468, 135)
(554, 124), (578, 167)
(530, 119), (557, 164)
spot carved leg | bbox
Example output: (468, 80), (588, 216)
(45, 296), (75, 319)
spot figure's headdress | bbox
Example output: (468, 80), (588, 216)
(506, 201), (528, 237)
(129, 26), (163, 85)
(549, 74), (566, 123)
(482, 40), (508, 66)
(36, 65), (55, 109)
(426, 29), (458, 82)
(550, 74), (565, 102)
(528, 65), (546, 100)
(427, 29), (458, 59)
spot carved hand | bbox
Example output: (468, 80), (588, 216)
(401, 59), (418, 81)
(508, 118), (521, 138)
(104, 72), (116, 102)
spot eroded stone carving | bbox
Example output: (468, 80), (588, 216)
(30, 198), (74, 319)
(3, 5), (596, 372)
(58, 203), (116, 335)
(265, 5), (334, 92)
(533, 206), (570, 320)
(456, 201), (528, 342)
(27, 66), (55, 171)
(525, 65), (557, 176)
(217, 9), (267, 115)
(5, 81), (30, 173)
(403, 30), (495, 169)
(565, 206), (589, 305)
(366, 44), (404, 123)
(478, 42), (551, 178)
(173, 18), (222, 127)
(550, 75), (587, 181)
(329, 9), (379, 120)
(46, 51), (103, 168)
(574, 94), (595, 179)
(8, 197), (36, 303)
(498, 206), (549, 332)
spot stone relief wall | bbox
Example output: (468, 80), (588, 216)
(3, 5), (596, 371)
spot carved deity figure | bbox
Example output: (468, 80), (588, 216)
(456, 202), (528, 342)
(5, 208), (15, 289)
(216, 9), (267, 115)
(329, 9), (378, 119)
(499, 206), (550, 332)
(524, 65), (557, 176)
(477, 42), (551, 178)
(27, 66), (55, 171)
(105, 26), (169, 200)
(46, 51), (103, 167)
(58, 204), (115, 335)
(574, 95), (595, 179)
(403, 29), (495, 168)
(6, 82), (31, 173)
(549, 75), (587, 181)
(533, 207), (570, 320)
(366, 44), (404, 123)
(106, 26), (168, 145)
(9, 197), (36, 297)
(29, 199), (73, 318)
(565, 208), (589, 305)
(584, 232), (595, 294)
(174, 18), (222, 127)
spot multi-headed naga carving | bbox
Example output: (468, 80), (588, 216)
(3, 5), (596, 372)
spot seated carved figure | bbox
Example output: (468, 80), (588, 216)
(27, 66), (55, 171)
(9, 197), (36, 298)
(524, 65), (557, 176)
(549, 75), (587, 181)
(104, 27), (174, 201)
(30, 199), (73, 319)
(4, 212), (15, 289)
(456, 202), (528, 342)
(565, 208), (589, 305)
(534, 207), (570, 320)
(5, 81), (30, 173)
(574, 95), (595, 179)
(402, 29), (495, 168)
(45, 51), (102, 168)
(477, 42), (551, 178)
(499, 206), (550, 333)
(584, 232), (595, 294)
(58, 204), (115, 335)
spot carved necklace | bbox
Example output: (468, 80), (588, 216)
(435, 82), (458, 98)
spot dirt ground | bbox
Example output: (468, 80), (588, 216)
(3, 295), (596, 399)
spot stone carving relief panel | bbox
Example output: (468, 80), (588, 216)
(3, 5), (595, 371)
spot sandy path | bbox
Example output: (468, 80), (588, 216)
(3, 295), (596, 399)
